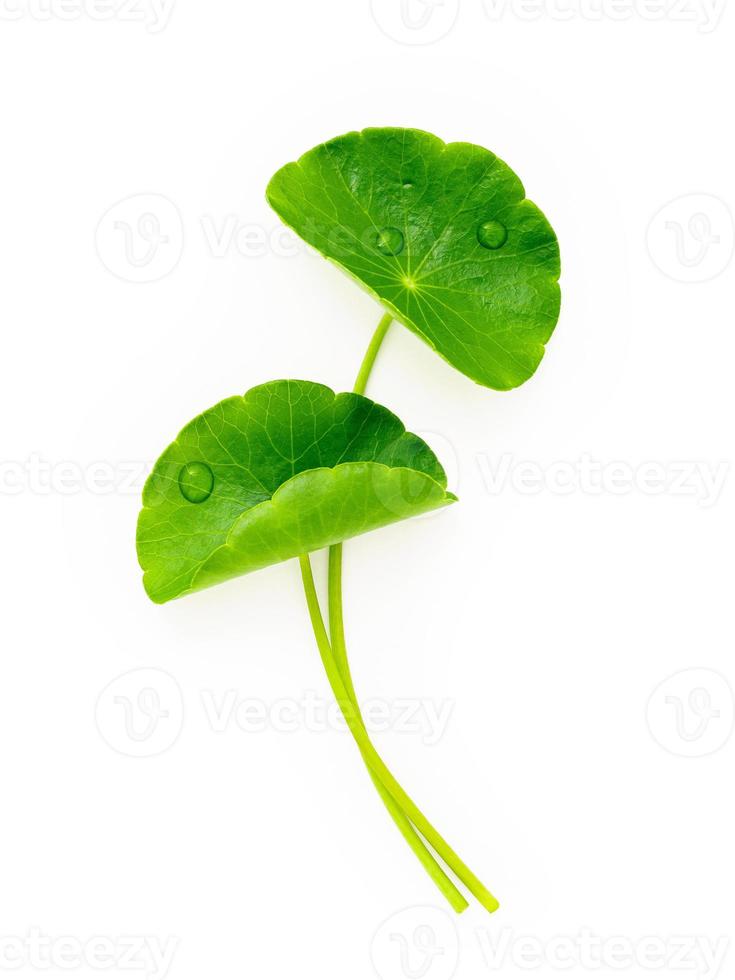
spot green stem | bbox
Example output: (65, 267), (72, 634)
(330, 310), (498, 913)
(339, 312), (464, 905)
(353, 312), (393, 396)
(341, 314), (451, 882)
(300, 554), (499, 915)
(343, 312), (465, 902)
(328, 545), (468, 913)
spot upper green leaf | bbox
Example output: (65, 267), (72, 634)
(267, 127), (561, 390)
(137, 380), (455, 603)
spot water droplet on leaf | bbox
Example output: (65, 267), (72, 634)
(373, 227), (404, 256)
(178, 461), (214, 503)
(477, 220), (508, 250)
(402, 180), (414, 190)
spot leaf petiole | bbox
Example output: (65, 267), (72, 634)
(328, 544), (468, 913)
(338, 313), (458, 891)
(353, 312), (393, 396)
(300, 552), (499, 915)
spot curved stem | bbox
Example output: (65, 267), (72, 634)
(341, 313), (463, 897)
(337, 315), (448, 881)
(326, 544), (352, 697)
(300, 554), (499, 915)
(328, 545), (468, 913)
(339, 311), (473, 908)
(353, 312), (393, 396)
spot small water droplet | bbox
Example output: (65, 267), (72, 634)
(402, 180), (414, 190)
(373, 227), (404, 256)
(477, 220), (508, 250)
(178, 461), (214, 503)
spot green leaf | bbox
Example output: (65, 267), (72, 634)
(266, 127), (561, 390)
(137, 380), (455, 604)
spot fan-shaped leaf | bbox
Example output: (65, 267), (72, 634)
(137, 380), (454, 603)
(267, 127), (561, 390)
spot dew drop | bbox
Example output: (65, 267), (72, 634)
(477, 219), (508, 250)
(402, 180), (414, 190)
(373, 226), (404, 256)
(178, 461), (214, 504)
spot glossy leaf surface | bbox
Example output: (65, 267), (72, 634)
(267, 127), (561, 390)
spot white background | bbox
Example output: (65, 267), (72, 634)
(1, 2), (734, 979)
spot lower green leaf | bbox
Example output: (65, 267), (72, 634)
(137, 380), (455, 603)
